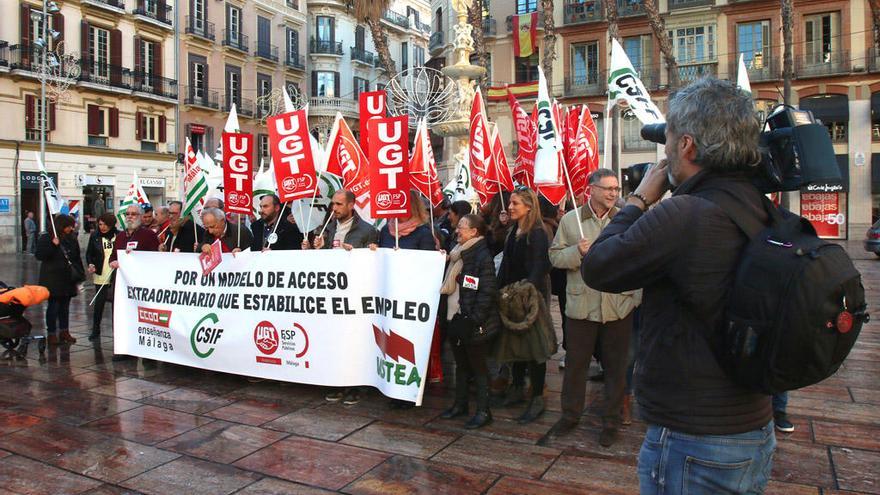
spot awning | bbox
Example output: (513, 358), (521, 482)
(799, 95), (849, 123)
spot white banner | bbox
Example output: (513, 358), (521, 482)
(113, 249), (445, 405)
(607, 38), (665, 126)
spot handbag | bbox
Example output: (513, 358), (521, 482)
(59, 240), (86, 285)
(448, 313), (479, 344)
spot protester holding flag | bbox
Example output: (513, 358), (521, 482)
(164, 201), (204, 253)
(199, 207), (252, 253)
(35, 214), (83, 346)
(304, 190), (377, 252)
(494, 187), (556, 424)
(250, 194), (303, 251)
(373, 191), (436, 251)
(86, 212), (119, 341)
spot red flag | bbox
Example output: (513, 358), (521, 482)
(368, 115), (410, 219)
(221, 132), (254, 215)
(469, 87), (498, 206)
(267, 109), (317, 202)
(324, 114), (371, 211)
(359, 90), (387, 153)
(490, 125), (515, 192)
(506, 89), (535, 189)
(583, 107), (600, 175)
(409, 120), (444, 207)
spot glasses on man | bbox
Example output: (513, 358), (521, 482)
(591, 184), (622, 193)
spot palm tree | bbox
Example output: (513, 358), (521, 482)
(350, 1), (396, 74)
(781, 0), (793, 103)
(468, 0), (490, 89)
(643, 0), (679, 88)
(604, 0), (621, 43)
(541, 0), (557, 87)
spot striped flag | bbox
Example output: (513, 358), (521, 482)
(184, 137), (209, 217)
(35, 152), (64, 214)
(116, 171), (151, 226)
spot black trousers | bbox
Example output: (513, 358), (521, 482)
(46, 296), (71, 335)
(511, 361), (547, 399)
(451, 340), (489, 378)
(93, 284), (112, 331)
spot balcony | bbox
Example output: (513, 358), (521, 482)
(351, 47), (375, 66)
(184, 86), (219, 110)
(668, 0), (715, 9)
(286, 53), (305, 70)
(796, 50), (850, 78)
(869, 47), (880, 73)
(617, 0), (645, 17)
(132, 3), (173, 28)
(223, 96), (254, 117)
(730, 53), (778, 82)
(676, 61), (718, 86)
(0, 41), (8, 71)
(185, 16), (215, 41)
(79, 58), (132, 91)
(82, 0), (125, 13)
(506, 11), (544, 32)
(636, 68), (660, 90)
(309, 96), (358, 118)
(413, 19), (432, 35)
(310, 38), (343, 56)
(564, 1), (603, 25)
(222, 30), (248, 53)
(564, 74), (607, 97)
(429, 31), (445, 54)
(383, 10), (410, 30)
(132, 72), (178, 100)
(254, 41), (279, 62)
(483, 17), (497, 37)
(286, 0), (299, 8)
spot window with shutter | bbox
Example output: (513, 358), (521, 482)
(49, 102), (56, 131)
(159, 115), (166, 143)
(109, 107), (119, 137)
(25, 95), (35, 130)
(136, 111), (143, 140)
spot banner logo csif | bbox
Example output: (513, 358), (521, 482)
(190, 313), (223, 358)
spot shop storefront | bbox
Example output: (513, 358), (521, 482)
(75, 174), (115, 232)
(800, 155), (849, 239)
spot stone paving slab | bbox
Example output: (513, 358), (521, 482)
(0, 244), (876, 493)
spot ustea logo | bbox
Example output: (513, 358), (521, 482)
(138, 307), (171, 328)
(190, 313), (223, 359)
(254, 320), (281, 365)
(373, 324), (421, 387)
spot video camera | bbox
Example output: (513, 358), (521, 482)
(636, 104), (842, 194)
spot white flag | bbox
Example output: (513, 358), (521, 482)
(533, 66), (564, 185)
(607, 38), (664, 125)
(35, 152), (64, 215)
(737, 53), (752, 95)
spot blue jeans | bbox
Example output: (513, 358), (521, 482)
(45, 296), (71, 335)
(638, 421), (776, 495)
(772, 392), (788, 413)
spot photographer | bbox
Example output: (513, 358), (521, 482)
(581, 78), (775, 494)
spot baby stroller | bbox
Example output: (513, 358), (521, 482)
(0, 283), (50, 358)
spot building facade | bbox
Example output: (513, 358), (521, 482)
(305, 0), (431, 144)
(0, 0), (179, 252)
(179, 0), (308, 165)
(429, 0), (879, 239)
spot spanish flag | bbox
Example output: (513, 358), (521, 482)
(513, 12), (538, 58)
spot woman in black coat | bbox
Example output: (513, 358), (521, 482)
(439, 214), (499, 429)
(85, 212), (119, 341)
(35, 214), (84, 345)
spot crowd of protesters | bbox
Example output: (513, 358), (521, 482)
(31, 77), (801, 494)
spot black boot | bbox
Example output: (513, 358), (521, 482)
(88, 328), (100, 342)
(465, 375), (492, 429)
(516, 396), (545, 424)
(441, 369), (470, 419)
(491, 384), (525, 408)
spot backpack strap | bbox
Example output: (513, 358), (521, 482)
(697, 187), (779, 240)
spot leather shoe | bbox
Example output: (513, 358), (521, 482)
(464, 410), (492, 429)
(599, 427), (619, 447)
(440, 403), (468, 419)
(516, 396), (545, 424)
(59, 330), (76, 343)
(47, 334), (59, 346)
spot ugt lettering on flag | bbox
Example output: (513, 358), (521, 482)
(368, 115), (410, 219)
(267, 109), (317, 202)
(222, 132), (254, 215)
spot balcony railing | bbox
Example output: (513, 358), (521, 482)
(132, 72), (178, 99)
(0, 41), (8, 68)
(483, 17), (497, 36)
(286, 0), (299, 8)
(309, 96), (358, 116)
(286, 53), (305, 70)
(184, 86), (219, 109)
(133, 4), (173, 25)
(310, 38), (343, 55)
(668, 0), (715, 8)
(564, 1), (603, 25)
(83, 0), (125, 10)
(730, 53), (778, 82)
(796, 50), (850, 78)
(506, 11), (545, 32)
(617, 0), (645, 17)
(254, 41), (279, 62)
(351, 47), (375, 65)
(429, 31), (444, 52)
(564, 74), (607, 97)
(383, 10), (410, 29)
(79, 58), (132, 89)
(635, 68), (660, 90)
(222, 30), (248, 52)
(414, 19), (432, 34)
(868, 47), (880, 73)
(185, 16), (215, 41)
(676, 61), (718, 85)
(223, 96), (253, 117)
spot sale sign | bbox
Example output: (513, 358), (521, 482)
(800, 192), (846, 239)
(359, 90), (387, 152)
(267, 109), (317, 202)
(368, 115), (410, 218)
(222, 132), (254, 215)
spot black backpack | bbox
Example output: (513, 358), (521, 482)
(706, 190), (868, 395)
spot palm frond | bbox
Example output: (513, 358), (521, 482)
(353, 0), (390, 22)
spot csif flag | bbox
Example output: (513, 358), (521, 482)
(468, 86), (498, 206)
(183, 137), (209, 217)
(267, 108), (318, 202)
(533, 66), (563, 185)
(117, 171), (151, 226)
(608, 38), (664, 125)
(35, 152), (64, 215)
(409, 119), (445, 208)
(222, 132), (254, 215)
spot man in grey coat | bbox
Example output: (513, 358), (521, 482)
(302, 190), (377, 251)
(24, 211), (37, 254)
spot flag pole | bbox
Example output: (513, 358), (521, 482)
(560, 157), (585, 239)
(394, 218), (400, 250)
(89, 270), (115, 306)
(317, 212), (334, 239)
(236, 214), (241, 249)
(192, 212), (199, 251)
(270, 202), (288, 240)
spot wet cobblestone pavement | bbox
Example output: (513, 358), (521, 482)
(0, 241), (876, 494)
